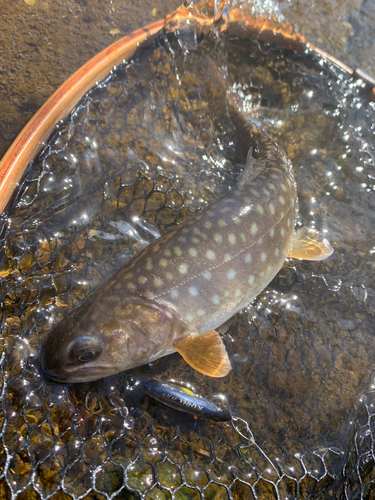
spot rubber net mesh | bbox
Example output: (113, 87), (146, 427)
(1, 1), (375, 499)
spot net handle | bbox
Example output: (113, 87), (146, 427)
(0, 19), (165, 215)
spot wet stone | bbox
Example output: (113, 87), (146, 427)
(19, 249), (36, 273)
(63, 460), (92, 497)
(183, 463), (209, 489)
(158, 461), (182, 490)
(231, 481), (255, 500)
(146, 192), (166, 212)
(29, 423), (54, 462)
(82, 435), (108, 467)
(140, 436), (165, 464)
(95, 461), (124, 496)
(54, 430), (81, 466)
(145, 487), (171, 500)
(35, 456), (63, 497)
(126, 460), (154, 493)
(7, 449), (33, 490)
(111, 436), (138, 467)
(203, 483), (229, 500)
(154, 176), (172, 192)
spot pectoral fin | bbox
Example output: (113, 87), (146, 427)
(288, 227), (334, 261)
(174, 330), (232, 378)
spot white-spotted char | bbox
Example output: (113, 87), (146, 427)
(42, 82), (333, 383)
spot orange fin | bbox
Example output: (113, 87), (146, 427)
(288, 227), (334, 261)
(174, 330), (232, 378)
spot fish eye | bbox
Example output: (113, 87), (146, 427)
(67, 337), (102, 364)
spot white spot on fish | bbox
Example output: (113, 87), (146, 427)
(251, 222), (258, 235)
(270, 228), (275, 238)
(228, 233), (236, 245)
(235, 289), (241, 298)
(189, 248), (198, 257)
(204, 221), (212, 229)
(218, 219), (226, 227)
(146, 258), (153, 271)
(269, 203), (275, 215)
(224, 253), (231, 262)
(146, 291), (155, 300)
(269, 184), (275, 190)
(244, 196), (251, 203)
(245, 253), (252, 263)
(281, 228), (285, 237)
(240, 233), (246, 242)
(178, 236), (187, 243)
(263, 188), (270, 196)
(281, 184), (287, 191)
(248, 275), (255, 285)
(251, 189), (260, 198)
(261, 252), (267, 262)
(192, 237), (200, 245)
(279, 196), (285, 205)
(189, 286), (199, 297)
(138, 276), (147, 284)
(275, 248), (280, 256)
(257, 205), (264, 215)
(171, 289), (179, 299)
(197, 309), (205, 316)
(204, 271), (212, 281)
(287, 218), (291, 227)
(221, 207), (231, 214)
(174, 246), (182, 257)
(212, 295), (220, 304)
(267, 265), (272, 272)
(187, 313), (194, 322)
(154, 277), (163, 287)
(127, 282), (135, 290)
(227, 269), (236, 280)
(214, 233), (223, 243)
(179, 263), (188, 275)
(206, 250), (215, 260)
(159, 258), (168, 267)
(164, 249), (172, 257)
(166, 272), (173, 280)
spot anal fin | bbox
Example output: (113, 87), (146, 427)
(288, 227), (334, 261)
(173, 330), (232, 378)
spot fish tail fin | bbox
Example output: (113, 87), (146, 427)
(288, 227), (334, 261)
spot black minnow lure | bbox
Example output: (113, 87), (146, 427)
(144, 379), (231, 421)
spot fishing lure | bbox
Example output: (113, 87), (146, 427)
(144, 379), (231, 421)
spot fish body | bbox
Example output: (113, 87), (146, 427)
(42, 100), (332, 383)
(144, 378), (231, 421)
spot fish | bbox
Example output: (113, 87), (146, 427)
(41, 88), (333, 383)
(143, 378), (231, 421)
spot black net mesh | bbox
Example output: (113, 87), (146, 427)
(1, 2), (375, 499)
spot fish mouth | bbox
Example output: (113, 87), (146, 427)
(41, 361), (119, 384)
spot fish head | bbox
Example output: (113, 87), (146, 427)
(41, 296), (180, 383)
